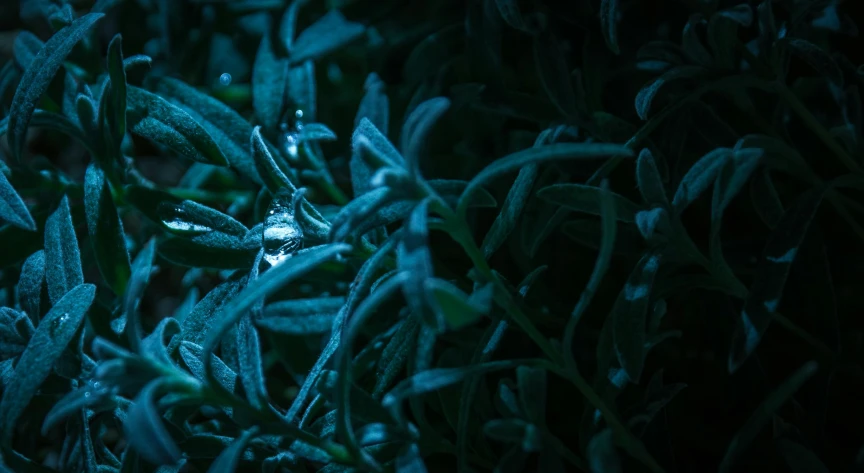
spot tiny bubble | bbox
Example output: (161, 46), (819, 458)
(84, 392), (91, 398)
(219, 73), (232, 86)
(295, 110), (304, 119)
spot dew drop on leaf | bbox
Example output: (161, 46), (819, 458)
(262, 189), (304, 268)
(295, 109), (304, 119)
(51, 313), (70, 337)
(157, 203), (213, 234)
(219, 73), (232, 86)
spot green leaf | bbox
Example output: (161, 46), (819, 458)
(124, 380), (182, 466)
(105, 34), (127, 157)
(0, 283), (96, 446)
(45, 195), (84, 304)
(682, 14), (713, 66)
(6, 13), (104, 160)
(397, 200), (436, 328)
(516, 366), (546, 426)
(179, 341), (237, 394)
(289, 10), (366, 64)
(354, 73), (389, 137)
(400, 97), (450, 177)
(158, 237), (258, 270)
(84, 164), (131, 296)
(635, 66), (706, 120)
(707, 5), (753, 70)
(251, 126), (294, 193)
(729, 187), (827, 372)
(374, 315), (421, 399)
(671, 147), (734, 213)
(202, 243), (351, 384)
(613, 251), (662, 383)
(383, 360), (521, 411)
(0, 169), (36, 231)
(206, 428), (258, 473)
(459, 143), (631, 215)
(148, 76), (263, 183)
(600, 0), (621, 54)
(237, 307), (268, 410)
(636, 148), (669, 207)
(123, 239), (156, 351)
(252, 36), (287, 130)
(782, 38), (843, 86)
(537, 183), (640, 222)
(588, 428), (621, 473)
(255, 313), (335, 335)
(718, 362), (819, 473)
(126, 86), (228, 166)
(18, 250), (45, 322)
(351, 118), (404, 197)
(481, 163), (538, 259)
(424, 278), (484, 330)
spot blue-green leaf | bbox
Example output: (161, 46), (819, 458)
(0, 170), (36, 231)
(671, 147), (734, 213)
(459, 143), (631, 215)
(148, 76), (262, 183)
(424, 278), (484, 330)
(718, 362), (819, 472)
(252, 36), (287, 130)
(0, 283), (96, 446)
(783, 38), (843, 86)
(600, 0), (621, 55)
(18, 250), (45, 322)
(729, 187), (827, 372)
(105, 34), (127, 157)
(289, 10), (366, 65)
(45, 196), (84, 304)
(537, 183), (640, 222)
(516, 366), (546, 426)
(635, 66), (706, 120)
(397, 200), (436, 328)
(400, 97), (450, 178)
(481, 162), (538, 259)
(613, 251), (662, 383)
(85, 164), (131, 296)
(125, 380), (182, 466)
(126, 86), (228, 166)
(636, 149), (669, 207)
(123, 239), (156, 351)
(6, 13), (104, 160)
(354, 73), (389, 139)
(206, 428), (259, 473)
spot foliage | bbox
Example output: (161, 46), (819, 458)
(0, 0), (862, 472)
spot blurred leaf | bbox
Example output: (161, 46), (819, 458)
(289, 10), (366, 65)
(718, 362), (819, 472)
(124, 380), (182, 466)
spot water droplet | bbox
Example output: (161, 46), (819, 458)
(51, 313), (70, 336)
(157, 203), (213, 234)
(262, 189), (304, 268)
(219, 73), (232, 86)
(283, 132), (299, 159)
(92, 381), (100, 389)
(84, 392), (91, 398)
(295, 110), (304, 119)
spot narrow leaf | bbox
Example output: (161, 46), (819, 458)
(7, 13), (104, 160)
(85, 164), (131, 296)
(0, 170), (36, 231)
(459, 143), (631, 215)
(125, 380), (182, 466)
(0, 284), (96, 445)
(729, 187), (827, 372)
(537, 183), (640, 222)
(45, 196), (84, 304)
(289, 10), (365, 64)
(613, 252), (662, 383)
(718, 362), (819, 472)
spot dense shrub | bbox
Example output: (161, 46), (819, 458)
(0, 0), (862, 472)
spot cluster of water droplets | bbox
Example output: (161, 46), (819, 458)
(262, 189), (304, 268)
(280, 110), (305, 160)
